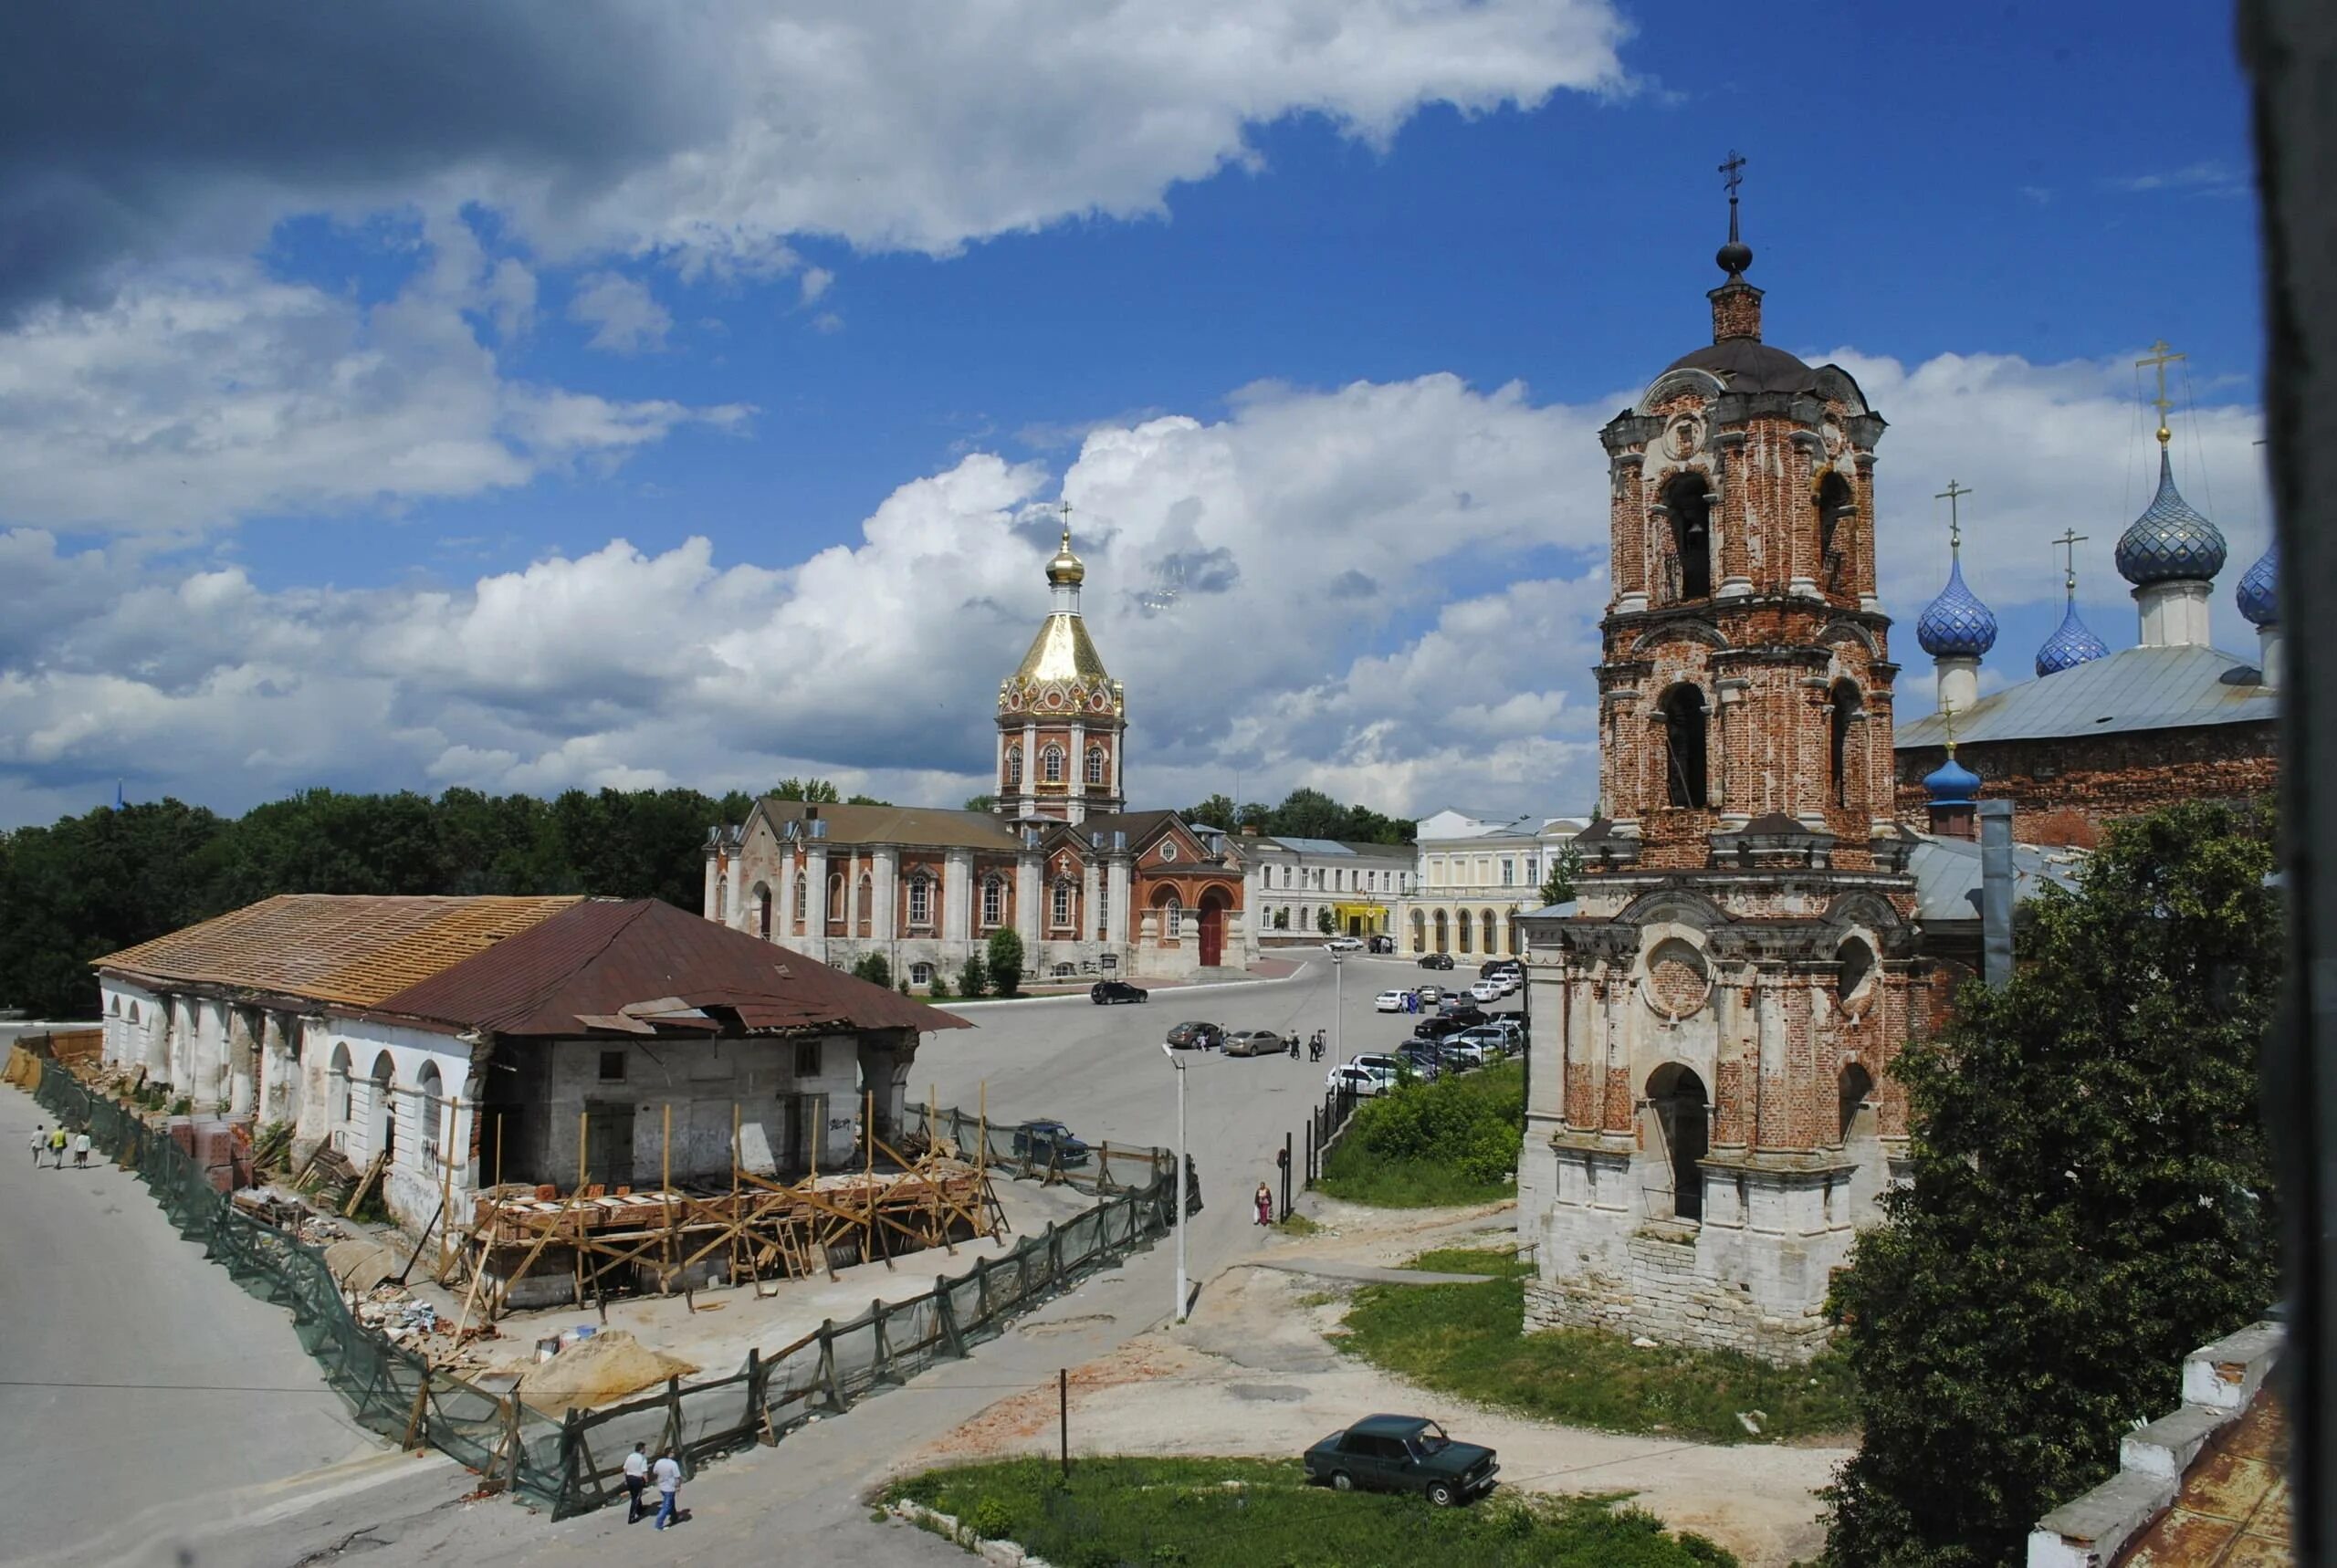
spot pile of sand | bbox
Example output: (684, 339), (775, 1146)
(516, 1331), (699, 1415)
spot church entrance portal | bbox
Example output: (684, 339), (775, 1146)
(1197, 893), (1227, 967)
(1645, 1063), (1710, 1222)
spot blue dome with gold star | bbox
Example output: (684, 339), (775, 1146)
(2117, 448), (2227, 586)
(2236, 543), (2278, 627)
(1916, 555), (1998, 658)
(2036, 597), (2111, 676)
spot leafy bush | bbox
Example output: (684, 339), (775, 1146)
(986, 929), (1024, 997)
(958, 954), (989, 998)
(926, 974), (951, 999)
(850, 953), (893, 990)
(1317, 1060), (1523, 1206)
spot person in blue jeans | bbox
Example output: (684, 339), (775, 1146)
(651, 1450), (682, 1529)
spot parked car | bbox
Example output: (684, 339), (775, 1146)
(1415, 985), (1442, 1007)
(1326, 935), (1364, 952)
(1374, 989), (1409, 1012)
(1368, 935), (1396, 954)
(1303, 1415), (1499, 1507)
(1417, 952), (1454, 970)
(1328, 1062), (1394, 1096)
(1165, 1021), (1223, 1051)
(1350, 1051), (1408, 1081)
(1396, 1042), (1446, 1080)
(1469, 980), (1502, 1004)
(1091, 979), (1150, 1005)
(1480, 958), (1523, 980)
(1223, 1029), (1288, 1058)
(1444, 1030), (1504, 1065)
(1011, 1119), (1091, 1167)
(1440, 1003), (1490, 1030)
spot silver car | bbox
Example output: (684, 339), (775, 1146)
(1224, 1029), (1288, 1057)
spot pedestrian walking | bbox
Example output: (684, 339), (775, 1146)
(71, 1131), (90, 1169)
(1253, 1181), (1273, 1228)
(28, 1124), (46, 1166)
(47, 1126), (67, 1168)
(651, 1449), (683, 1530)
(622, 1443), (649, 1522)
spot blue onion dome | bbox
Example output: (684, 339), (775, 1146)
(2236, 542), (2279, 627)
(1916, 554), (1998, 658)
(1923, 752), (1981, 806)
(2036, 596), (2112, 676)
(2116, 447), (2227, 585)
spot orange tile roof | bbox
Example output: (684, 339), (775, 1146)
(94, 894), (582, 1008)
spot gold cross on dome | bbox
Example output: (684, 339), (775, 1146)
(1935, 479), (1973, 550)
(2135, 339), (2185, 444)
(1057, 498), (1074, 550)
(2051, 528), (2089, 591)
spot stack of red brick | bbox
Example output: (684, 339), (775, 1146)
(165, 1116), (257, 1193)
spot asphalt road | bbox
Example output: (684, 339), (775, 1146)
(19, 951), (1508, 1566)
(0, 1081), (374, 1565)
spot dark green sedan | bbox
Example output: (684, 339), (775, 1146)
(1302, 1414), (1499, 1507)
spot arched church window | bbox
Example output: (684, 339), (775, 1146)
(1660, 685), (1710, 809)
(908, 872), (932, 927)
(1817, 470), (1855, 590)
(1164, 893), (1183, 939)
(1051, 879), (1074, 927)
(715, 877), (728, 923)
(1085, 745), (1106, 785)
(1006, 746), (1022, 787)
(1433, 909), (1449, 953)
(1457, 907), (1473, 954)
(1664, 473), (1713, 601)
(1042, 745), (1065, 783)
(1829, 681), (1861, 810)
(827, 873), (844, 924)
(856, 875), (873, 928)
(755, 883), (773, 940)
(792, 875), (807, 932)
(981, 876), (1004, 927)
(1410, 910), (1425, 951)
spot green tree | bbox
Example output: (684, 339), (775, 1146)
(962, 793), (998, 814)
(850, 953), (893, 990)
(771, 778), (842, 803)
(1185, 793), (1238, 831)
(1266, 787), (1347, 841)
(957, 953), (990, 998)
(1820, 801), (2281, 1568)
(1537, 843), (1583, 907)
(844, 793), (892, 806)
(1315, 906), (1336, 935)
(986, 927), (1025, 997)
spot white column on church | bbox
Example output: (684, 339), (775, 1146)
(1108, 719), (1125, 806)
(873, 849), (899, 943)
(942, 850), (972, 947)
(1106, 855), (1132, 950)
(1067, 719), (1087, 822)
(1016, 848), (1043, 956)
(226, 1008), (257, 1118)
(1021, 720), (1040, 815)
(805, 846), (831, 962)
(1081, 855), (1101, 946)
(259, 1013), (294, 1124)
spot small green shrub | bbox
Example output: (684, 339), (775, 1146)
(958, 954), (989, 998)
(986, 929), (1024, 997)
(965, 1497), (1013, 1540)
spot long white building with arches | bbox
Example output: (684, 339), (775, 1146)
(1397, 810), (1590, 961)
(95, 894), (963, 1230)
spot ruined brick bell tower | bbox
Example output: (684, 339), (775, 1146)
(1516, 157), (1923, 1361)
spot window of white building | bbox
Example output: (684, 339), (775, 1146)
(908, 872), (932, 927)
(981, 876), (1004, 926)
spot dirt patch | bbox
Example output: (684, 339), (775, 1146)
(515, 1331), (699, 1415)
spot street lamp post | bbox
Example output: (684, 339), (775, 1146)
(1159, 1042), (1188, 1322)
(1333, 951), (1344, 1065)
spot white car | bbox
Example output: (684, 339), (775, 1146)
(1470, 980), (1502, 1003)
(1328, 1062), (1394, 1096)
(1448, 1027), (1506, 1062)
(1374, 988), (1408, 1012)
(1326, 935), (1365, 952)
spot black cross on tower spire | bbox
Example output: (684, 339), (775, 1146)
(1716, 151), (1752, 277)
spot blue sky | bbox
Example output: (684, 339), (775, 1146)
(0, 0), (2269, 825)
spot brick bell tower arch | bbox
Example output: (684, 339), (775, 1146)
(1518, 159), (1923, 1364)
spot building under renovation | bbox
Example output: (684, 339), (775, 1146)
(93, 894), (968, 1229)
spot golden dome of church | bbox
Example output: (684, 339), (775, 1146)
(997, 513), (1126, 821)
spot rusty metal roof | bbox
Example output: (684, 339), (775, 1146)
(94, 894), (582, 1007)
(372, 898), (972, 1039)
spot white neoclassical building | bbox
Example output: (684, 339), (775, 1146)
(1398, 810), (1590, 960)
(1238, 832), (1417, 944)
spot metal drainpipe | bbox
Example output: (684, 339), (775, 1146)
(1978, 800), (2014, 990)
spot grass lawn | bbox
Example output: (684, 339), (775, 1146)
(1332, 1249), (1859, 1446)
(1315, 1059), (1523, 1207)
(891, 1457), (1737, 1568)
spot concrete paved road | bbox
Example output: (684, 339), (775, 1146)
(31, 953), (1517, 1565)
(0, 1082), (376, 1565)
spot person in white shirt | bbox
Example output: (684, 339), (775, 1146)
(71, 1132), (90, 1169)
(27, 1125), (46, 1167)
(622, 1443), (649, 1522)
(651, 1451), (683, 1530)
